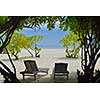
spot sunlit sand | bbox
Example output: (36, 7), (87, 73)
(0, 48), (100, 83)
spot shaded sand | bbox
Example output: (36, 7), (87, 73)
(0, 48), (100, 83)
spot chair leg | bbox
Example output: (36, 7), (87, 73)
(54, 74), (55, 80)
(34, 74), (36, 80)
(67, 72), (69, 80)
(22, 74), (25, 80)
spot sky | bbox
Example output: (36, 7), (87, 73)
(18, 23), (70, 48)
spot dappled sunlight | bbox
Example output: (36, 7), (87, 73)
(0, 48), (81, 83)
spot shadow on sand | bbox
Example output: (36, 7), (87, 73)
(20, 71), (78, 83)
(56, 57), (80, 60)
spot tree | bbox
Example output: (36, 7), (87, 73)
(0, 16), (60, 82)
(23, 35), (43, 57)
(6, 33), (43, 59)
(31, 35), (43, 57)
(59, 32), (80, 58)
(1, 16), (100, 83)
(0, 16), (27, 82)
(59, 17), (100, 82)
(6, 32), (31, 60)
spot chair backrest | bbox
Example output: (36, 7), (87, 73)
(55, 63), (68, 73)
(24, 60), (39, 73)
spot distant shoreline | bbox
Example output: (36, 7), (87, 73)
(41, 48), (65, 49)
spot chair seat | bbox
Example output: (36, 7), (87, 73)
(54, 71), (69, 75)
(20, 60), (49, 80)
(20, 71), (38, 74)
(53, 63), (69, 80)
(39, 68), (49, 73)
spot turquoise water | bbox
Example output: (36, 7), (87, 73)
(38, 44), (64, 49)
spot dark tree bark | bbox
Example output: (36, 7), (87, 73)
(0, 61), (20, 83)
(14, 54), (19, 60)
(24, 47), (34, 57)
(0, 17), (28, 82)
(77, 17), (100, 82)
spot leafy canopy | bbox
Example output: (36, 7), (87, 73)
(0, 16), (8, 24)
(31, 35), (43, 57)
(6, 32), (44, 59)
(6, 33), (30, 58)
(60, 32), (80, 48)
(59, 32), (80, 58)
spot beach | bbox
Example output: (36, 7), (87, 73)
(0, 48), (100, 83)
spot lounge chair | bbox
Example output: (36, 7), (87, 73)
(53, 63), (69, 80)
(20, 60), (49, 80)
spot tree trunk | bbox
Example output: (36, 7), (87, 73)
(0, 17), (28, 83)
(0, 61), (20, 83)
(24, 47), (34, 57)
(77, 33), (100, 82)
(77, 41), (100, 82)
(14, 54), (18, 60)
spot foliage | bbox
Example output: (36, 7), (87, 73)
(59, 17), (100, 82)
(6, 32), (30, 60)
(0, 16), (8, 24)
(5, 33), (43, 59)
(1, 16), (99, 83)
(31, 35), (43, 57)
(24, 35), (43, 57)
(24, 16), (61, 30)
(30, 35), (43, 42)
(0, 16), (60, 82)
(59, 32), (80, 58)
(1, 16), (100, 82)
(34, 46), (41, 57)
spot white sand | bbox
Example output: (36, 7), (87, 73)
(0, 48), (100, 83)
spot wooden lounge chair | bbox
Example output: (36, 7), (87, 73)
(20, 60), (49, 80)
(53, 63), (69, 80)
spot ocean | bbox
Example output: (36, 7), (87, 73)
(38, 44), (64, 49)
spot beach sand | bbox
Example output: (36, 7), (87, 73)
(0, 48), (100, 83)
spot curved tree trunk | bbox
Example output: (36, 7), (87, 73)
(0, 61), (20, 83)
(77, 31), (100, 82)
(24, 47), (34, 57)
(0, 17), (28, 83)
(14, 54), (19, 60)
